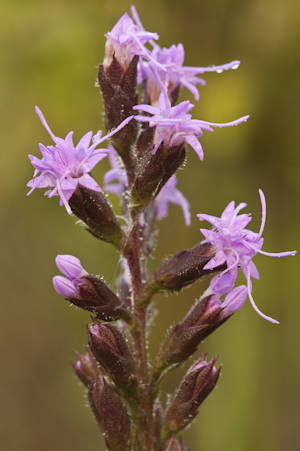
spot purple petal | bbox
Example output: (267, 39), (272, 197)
(53, 276), (78, 297)
(185, 134), (204, 160)
(210, 272), (235, 295)
(55, 254), (87, 279)
(223, 285), (247, 313)
(197, 213), (221, 229)
(220, 201), (235, 225)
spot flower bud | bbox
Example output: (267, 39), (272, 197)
(87, 320), (138, 393)
(130, 142), (186, 215)
(71, 275), (131, 322)
(53, 255), (131, 322)
(163, 356), (220, 436)
(55, 254), (88, 280)
(68, 184), (124, 250)
(72, 346), (99, 386)
(98, 56), (139, 185)
(153, 286), (246, 377)
(89, 376), (131, 451)
(141, 242), (225, 304)
(163, 435), (187, 451)
(53, 275), (78, 298)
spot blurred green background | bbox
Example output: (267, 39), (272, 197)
(1, 0), (299, 450)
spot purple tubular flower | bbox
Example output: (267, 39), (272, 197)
(55, 254), (88, 280)
(154, 176), (191, 226)
(103, 145), (128, 195)
(131, 6), (240, 102)
(53, 276), (79, 298)
(205, 285), (248, 321)
(133, 81), (249, 160)
(104, 11), (161, 70)
(27, 107), (133, 214)
(197, 190), (297, 323)
(103, 146), (190, 225)
(53, 254), (87, 298)
(138, 43), (240, 102)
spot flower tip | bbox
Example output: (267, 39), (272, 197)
(258, 188), (265, 202)
(231, 60), (240, 70)
(35, 105), (44, 121)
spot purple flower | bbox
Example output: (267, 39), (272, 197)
(131, 6), (240, 102)
(154, 176), (191, 226)
(203, 285), (248, 322)
(138, 44), (240, 103)
(27, 107), (133, 214)
(103, 145), (128, 195)
(197, 190), (297, 323)
(53, 254), (88, 298)
(104, 11), (160, 70)
(133, 83), (249, 160)
(103, 146), (190, 225)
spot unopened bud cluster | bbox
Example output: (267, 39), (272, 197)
(28, 5), (296, 451)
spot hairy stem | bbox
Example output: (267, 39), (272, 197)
(125, 221), (154, 450)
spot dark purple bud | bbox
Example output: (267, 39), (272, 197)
(68, 184), (124, 250)
(163, 435), (187, 451)
(87, 320), (138, 393)
(141, 242), (226, 305)
(130, 142), (186, 216)
(152, 290), (237, 377)
(72, 346), (99, 387)
(98, 56), (139, 185)
(54, 255), (131, 322)
(163, 356), (220, 436)
(70, 275), (131, 322)
(89, 376), (131, 451)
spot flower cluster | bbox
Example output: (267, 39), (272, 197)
(133, 84), (249, 160)
(131, 5), (240, 103)
(198, 190), (296, 323)
(27, 107), (132, 214)
(104, 10), (160, 70)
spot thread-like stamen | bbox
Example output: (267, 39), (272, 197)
(258, 189), (266, 239)
(35, 106), (57, 141)
(246, 267), (279, 324)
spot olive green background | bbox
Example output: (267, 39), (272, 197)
(1, 0), (299, 450)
